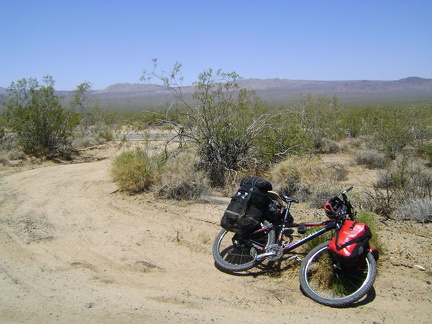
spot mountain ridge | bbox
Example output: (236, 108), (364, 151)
(96, 76), (432, 93)
(1, 77), (431, 94)
(1, 77), (431, 108)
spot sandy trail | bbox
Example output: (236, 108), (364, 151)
(0, 147), (431, 323)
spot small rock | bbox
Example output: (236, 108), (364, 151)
(85, 302), (94, 308)
(413, 264), (426, 271)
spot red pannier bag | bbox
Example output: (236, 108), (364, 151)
(328, 220), (372, 267)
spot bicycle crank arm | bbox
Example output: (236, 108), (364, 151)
(252, 244), (284, 261)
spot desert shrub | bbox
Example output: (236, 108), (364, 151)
(376, 155), (432, 199)
(394, 198), (432, 223)
(256, 114), (314, 166)
(350, 135), (376, 149)
(71, 134), (106, 149)
(143, 61), (271, 187)
(293, 94), (341, 149)
(363, 155), (432, 218)
(69, 83), (116, 144)
(307, 184), (345, 209)
(0, 132), (26, 163)
(269, 156), (319, 199)
(316, 138), (340, 154)
(111, 149), (163, 193)
(417, 142), (432, 165)
(361, 185), (394, 218)
(269, 156), (347, 202)
(157, 149), (210, 200)
(270, 166), (304, 197)
(3, 77), (75, 156)
(354, 148), (388, 169)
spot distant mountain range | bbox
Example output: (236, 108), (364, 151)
(1, 77), (431, 108)
(93, 77), (432, 108)
(96, 76), (432, 94)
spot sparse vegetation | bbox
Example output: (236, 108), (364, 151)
(1, 66), (431, 221)
(362, 155), (432, 218)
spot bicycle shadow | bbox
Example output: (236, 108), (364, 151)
(213, 254), (305, 278)
(214, 260), (377, 307)
(299, 285), (377, 308)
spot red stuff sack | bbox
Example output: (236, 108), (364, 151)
(328, 220), (372, 267)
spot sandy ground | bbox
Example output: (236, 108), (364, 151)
(0, 144), (431, 323)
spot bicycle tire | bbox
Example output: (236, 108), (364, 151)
(299, 241), (377, 307)
(212, 222), (275, 273)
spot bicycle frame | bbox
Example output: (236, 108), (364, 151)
(251, 198), (338, 261)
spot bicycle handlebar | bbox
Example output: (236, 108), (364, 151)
(340, 186), (356, 219)
(342, 186), (353, 195)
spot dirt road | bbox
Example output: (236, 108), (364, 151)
(1, 146), (431, 323)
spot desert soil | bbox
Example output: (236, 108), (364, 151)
(0, 143), (431, 323)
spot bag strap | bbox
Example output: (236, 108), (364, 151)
(334, 221), (369, 251)
(239, 187), (254, 217)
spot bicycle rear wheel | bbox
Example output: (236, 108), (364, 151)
(212, 222), (275, 273)
(299, 241), (377, 307)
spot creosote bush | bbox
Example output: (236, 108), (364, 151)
(111, 149), (163, 194)
(3, 76), (74, 156)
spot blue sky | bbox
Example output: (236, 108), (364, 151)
(1, 0), (431, 90)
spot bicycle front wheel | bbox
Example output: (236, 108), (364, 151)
(212, 223), (275, 273)
(299, 241), (377, 307)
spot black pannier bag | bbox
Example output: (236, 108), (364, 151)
(220, 177), (274, 234)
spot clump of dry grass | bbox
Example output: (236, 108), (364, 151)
(0, 132), (27, 165)
(157, 148), (210, 200)
(269, 156), (348, 202)
(394, 198), (432, 223)
(111, 148), (163, 194)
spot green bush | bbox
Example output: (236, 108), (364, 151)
(111, 149), (163, 193)
(3, 77), (74, 156)
(256, 115), (313, 166)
